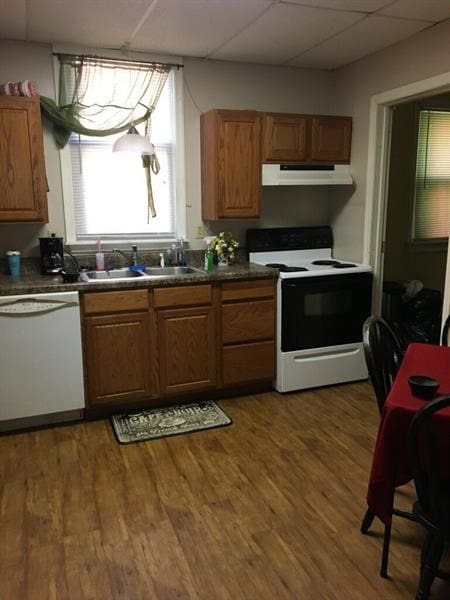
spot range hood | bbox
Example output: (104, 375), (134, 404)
(262, 164), (353, 186)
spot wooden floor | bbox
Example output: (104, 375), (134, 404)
(1, 382), (449, 599)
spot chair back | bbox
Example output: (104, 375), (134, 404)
(441, 315), (450, 345)
(409, 395), (450, 531)
(363, 316), (404, 413)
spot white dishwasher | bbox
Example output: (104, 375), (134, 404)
(0, 291), (85, 431)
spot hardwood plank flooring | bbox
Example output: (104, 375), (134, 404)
(1, 382), (449, 599)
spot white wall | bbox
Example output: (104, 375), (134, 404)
(332, 19), (450, 262)
(0, 42), (336, 255)
(183, 58), (336, 248)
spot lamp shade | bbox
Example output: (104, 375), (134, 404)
(112, 126), (155, 155)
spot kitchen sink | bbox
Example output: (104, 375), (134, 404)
(80, 265), (204, 283)
(143, 266), (203, 277)
(80, 268), (146, 282)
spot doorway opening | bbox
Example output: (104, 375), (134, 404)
(364, 71), (450, 337)
(382, 95), (450, 345)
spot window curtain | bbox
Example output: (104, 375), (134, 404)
(40, 55), (171, 218)
(414, 109), (450, 240)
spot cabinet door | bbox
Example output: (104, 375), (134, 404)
(263, 114), (308, 162)
(0, 96), (48, 222)
(223, 341), (275, 386)
(158, 306), (216, 395)
(84, 312), (152, 406)
(222, 299), (275, 344)
(311, 116), (352, 163)
(201, 109), (262, 219)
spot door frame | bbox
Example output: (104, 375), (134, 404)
(364, 70), (450, 317)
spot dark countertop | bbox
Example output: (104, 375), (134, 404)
(0, 262), (277, 296)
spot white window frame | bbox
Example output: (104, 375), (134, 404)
(55, 47), (186, 250)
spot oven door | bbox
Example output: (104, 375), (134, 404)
(281, 273), (372, 351)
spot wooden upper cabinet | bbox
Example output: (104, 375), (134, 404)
(262, 112), (352, 164)
(201, 109), (262, 219)
(311, 116), (352, 163)
(263, 113), (308, 162)
(0, 96), (48, 222)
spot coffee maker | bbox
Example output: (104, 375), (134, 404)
(39, 236), (64, 275)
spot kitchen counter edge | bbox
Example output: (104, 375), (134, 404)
(0, 263), (277, 296)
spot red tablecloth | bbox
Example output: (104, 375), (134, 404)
(367, 342), (450, 524)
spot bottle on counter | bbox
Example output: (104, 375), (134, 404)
(204, 246), (214, 272)
(95, 237), (105, 271)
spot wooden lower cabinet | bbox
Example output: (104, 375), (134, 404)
(84, 312), (152, 407)
(157, 306), (217, 395)
(222, 299), (275, 344)
(221, 279), (276, 386)
(223, 341), (275, 385)
(82, 279), (276, 412)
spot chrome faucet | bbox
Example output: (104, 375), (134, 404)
(113, 245), (139, 266)
(177, 238), (186, 266)
(131, 244), (139, 266)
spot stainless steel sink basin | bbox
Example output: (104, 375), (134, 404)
(143, 266), (202, 277)
(80, 268), (146, 282)
(80, 265), (204, 283)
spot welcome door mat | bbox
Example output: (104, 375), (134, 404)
(111, 400), (232, 444)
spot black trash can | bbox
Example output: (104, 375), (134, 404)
(382, 281), (404, 323)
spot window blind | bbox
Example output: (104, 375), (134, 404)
(414, 109), (450, 241)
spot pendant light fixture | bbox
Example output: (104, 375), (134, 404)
(112, 125), (155, 155)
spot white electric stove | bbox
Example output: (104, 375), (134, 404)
(247, 226), (373, 392)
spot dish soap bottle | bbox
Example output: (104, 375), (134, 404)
(204, 245), (214, 272)
(95, 237), (105, 271)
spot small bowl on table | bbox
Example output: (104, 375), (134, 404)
(408, 375), (440, 400)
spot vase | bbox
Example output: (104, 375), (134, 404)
(217, 255), (229, 267)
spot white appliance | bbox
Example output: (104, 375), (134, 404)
(247, 226), (372, 393)
(262, 163), (353, 186)
(0, 291), (85, 431)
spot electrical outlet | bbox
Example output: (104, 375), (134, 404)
(195, 224), (204, 239)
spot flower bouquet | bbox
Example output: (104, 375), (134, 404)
(211, 231), (239, 266)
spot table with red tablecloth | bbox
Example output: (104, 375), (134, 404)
(367, 342), (450, 524)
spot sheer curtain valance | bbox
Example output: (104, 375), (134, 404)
(40, 55), (171, 218)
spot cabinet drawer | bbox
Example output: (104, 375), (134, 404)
(154, 285), (212, 308)
(222, 279), (275, 302)
(223, 341), (275, 385)
(83, 290), (149, 315)
(223, 300), (275, 344)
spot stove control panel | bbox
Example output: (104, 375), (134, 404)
(246, 226), (333, 254)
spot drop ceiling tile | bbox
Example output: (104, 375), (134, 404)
(288, 0), (392, 12)
(211, 3), (363, 65)
(131, 0), (273, 56)
(289, 14), (430, 69)
(380, 0), (450, 22)
(28, 0), (148, 47)
(0, 0), (26, 39)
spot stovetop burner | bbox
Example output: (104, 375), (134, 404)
(333, 262), (356, 268)
(265, 263), (309, 272)
(311, 259), (339, 266)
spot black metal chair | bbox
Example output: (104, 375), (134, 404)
(441, 315), (450, 346)
(409, 395), (450, 599)
(361, 315), (415, 577)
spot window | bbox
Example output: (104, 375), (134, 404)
(61, 63), (184, 245)
(413, 109), (450, 241)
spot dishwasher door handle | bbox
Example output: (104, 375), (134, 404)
(0, 298), (78, 316)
